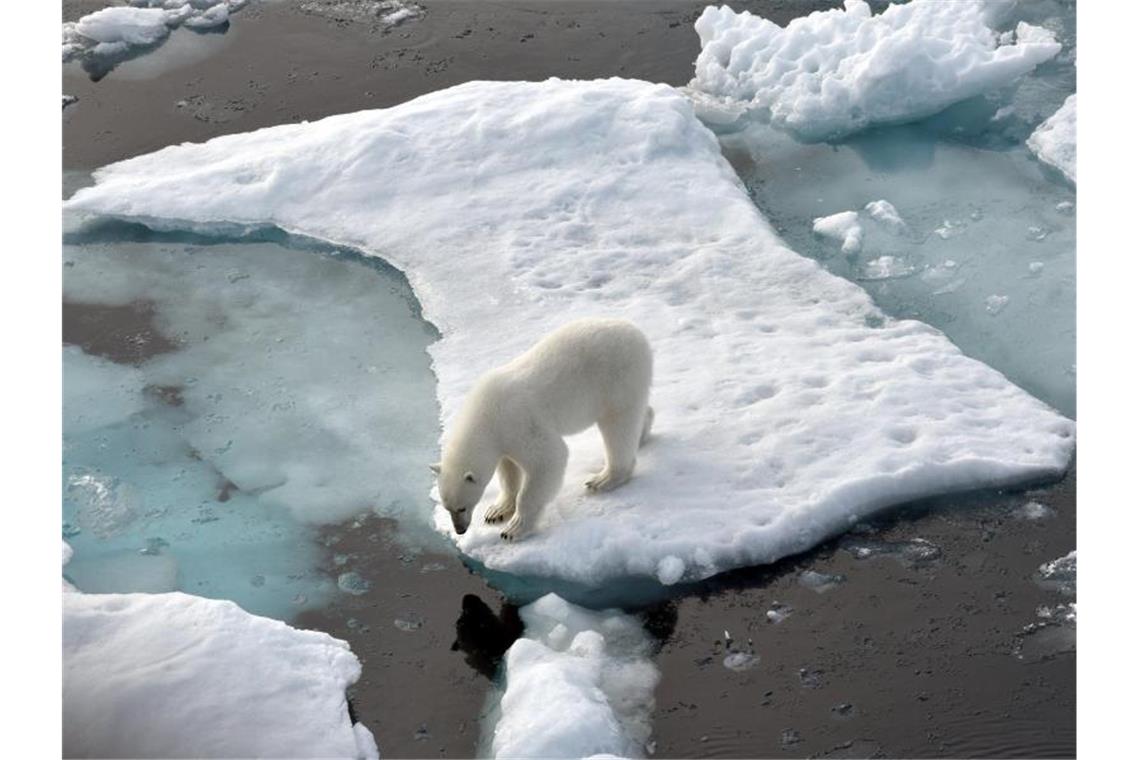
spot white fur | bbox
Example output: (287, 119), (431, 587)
(435, 318), (653, 541)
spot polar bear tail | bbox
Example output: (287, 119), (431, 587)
(640, 406), (655, 446)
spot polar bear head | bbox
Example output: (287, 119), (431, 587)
(430, 461), (492, 535)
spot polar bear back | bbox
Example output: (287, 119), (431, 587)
(487, 318), (652, 437)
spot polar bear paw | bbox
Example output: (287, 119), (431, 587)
(499, 515), (526, 541)
(585, 468), (632, 493)
(484, 499), (516, 525)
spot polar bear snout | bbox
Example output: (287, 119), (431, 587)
(450, 507), (472, 535)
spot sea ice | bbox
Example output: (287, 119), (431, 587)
(490, 594), (659, 759)
(67, 78), (1074, 590)
(62, 225), (441, 619)
(63, 1), (249, 78)
(812, 211), (863, 255)
(690, 0), (1061, 140)
(1027, 94), (1076, 183)
(64, 588), (377, 758)
(1036, 550), (1076, 596)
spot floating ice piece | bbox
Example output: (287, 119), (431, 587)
(857, 255), (916, 281)
(1027, 94), (1076, 183)
(840, 536), (941, 568)
(63, 590), (378, 758)
(1014, 500), (1053, 520)
(766, 602), (792, 624)
(723, 651), (760, 671)
(864, 200), (906, 232)
(985, 294), (1011, 315)
(812, 210), (863, 254)
(64, 2), (249, 74)
(337, 571), (372, 596)
(1036, 550), (1076, 596)
(491, 594), (658, 759)
(67, 79), (1074, 588)
(1028, 261), (1045, 274)
(691, 1), (1061, 141)
(799, 570), (845, 593)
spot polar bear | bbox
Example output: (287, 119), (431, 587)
(431, 318), (654, 541)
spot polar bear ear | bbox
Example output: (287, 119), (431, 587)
(429, 463), (442, 475)
(464, 471), (476, 483)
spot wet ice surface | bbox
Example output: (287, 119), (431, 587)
(710, 1), (1076, 418)
(63, 216), (442, 620)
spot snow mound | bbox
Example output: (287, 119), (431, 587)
(1027, 93), (1076, 183)
(66, 78), (1074, 588)
(63, 589), (377, 758)
(812, 210), (863, 254)
(691, 0), (1061, 140)
(491, 594), (658, 759)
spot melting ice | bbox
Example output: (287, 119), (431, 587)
(63, 218), (442, 620)
(700, 0), (1076, 417)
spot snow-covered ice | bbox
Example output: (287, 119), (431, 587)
(63, 588), (377, 758)
(1027, 94), (1076, 183)
(489, 594), (659, 759)
(690, 0), (1061, 141)
(66, 78), (1074, 589)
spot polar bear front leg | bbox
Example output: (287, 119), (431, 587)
(500, 436), (568, 541)
(484, 457), (522, 525)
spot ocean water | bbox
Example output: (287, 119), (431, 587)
(63, 213), (443, 620)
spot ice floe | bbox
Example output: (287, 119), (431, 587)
(1027, 94), (1076, 183)
(490, 594), (659, 759)
(691, 0), (1061, 140)
(63, 1), (250, 77)
(66, 78), (1074, 589)
(63, 589), (378, 758)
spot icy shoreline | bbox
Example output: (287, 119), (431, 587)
(66, 77), (1074, 590)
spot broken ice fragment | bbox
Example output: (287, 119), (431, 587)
(336, 571), (371, 596)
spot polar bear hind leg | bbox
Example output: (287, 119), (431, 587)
(586, 403), (650, 493)
(640, 405), (655, 446)
(484, 457), (522, 525)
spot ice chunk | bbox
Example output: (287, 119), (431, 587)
(67, 79), (1074, 589)
(1014, 500), (1053, 520)
(64, 590), (378, 758)
(64, 1), (249, 77)
(985, 294), (1011, 315)
(690, 1), (1061, 141)
(812, 211), (863, 255)
(864, 200), (906, 232)
(1027, 94), (1076, 183)
(1036, 550), (1076, 596)
(799, 570), (845, 593)
(856, 255), (916, 281)
(490, 594), (658, 759)
(337, 571), (372, 596)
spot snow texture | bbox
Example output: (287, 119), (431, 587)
(691, 0), (1062, 140)
(1027, 93), (1076, 183)
(63, 589), (378, 758)
(66, 78), (1074, 588)
(491, 594), (659, 759)
(812, 210), (863, 255)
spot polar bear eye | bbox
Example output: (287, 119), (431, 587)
(457, 508), (467, 514)
(464, 472), (476, 483)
